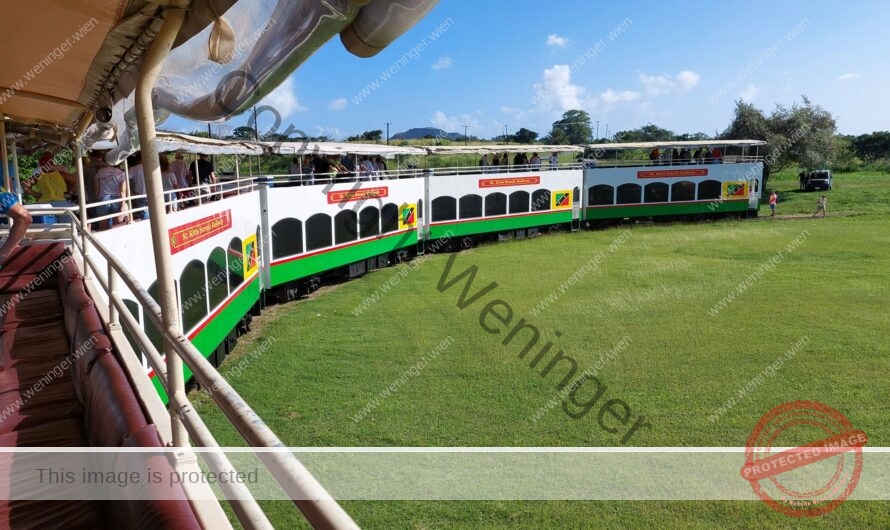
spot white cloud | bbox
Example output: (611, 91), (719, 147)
(599, 89), (641, 105)
(259, 77), (307, 117)
(640, 70), (700, 97)
(676, 70), (701, 90)
(314, 126), (343, 140)
(837, 73), (861, 81)
(431, 111), (481, 134)
(547, 34), (569, 48)
(328, 98), (348, 111)
(739, 84), (759, 102)
(532, 64), (590, 111)
(431, 57), (453, 70)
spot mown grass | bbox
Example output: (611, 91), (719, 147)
(192, 170), (889, 529)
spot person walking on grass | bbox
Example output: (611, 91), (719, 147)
(813, 194), (827, 218)
(769, 191), (778, 217)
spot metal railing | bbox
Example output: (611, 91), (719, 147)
(62, 209), (358, 529)
(582, 155), (764, 168)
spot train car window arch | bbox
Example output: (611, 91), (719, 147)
(144, 282), (163, 352)
(531, 189), (551, 212)
(305, 213), (333, 251)
(381, 203), (399, 233)
(180, 259), (208, 332)
(207, 247), (228, 310)
(616, 183), (642, 204)
(459, 194), (483, 219)
(698, 180), (721, 200)
(589, 185), (614, 206)
(227, 237), (244, 291)
(432, 196), (457, 222)
(335, 210), (358, 244)
(671, 181), (696, 202)
(509, 191), (530, 214)
(572, 186), (580, 204)
(485, 192), (507, 216)
(417, 199), (423, 219)
(271, 218), (303, 259)
(644, 182), (669, 203)
(359, 206), (380, 238)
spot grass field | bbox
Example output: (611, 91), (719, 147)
(191, 170), (889, 528)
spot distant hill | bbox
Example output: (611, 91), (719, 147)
(390, 127), (464, 141)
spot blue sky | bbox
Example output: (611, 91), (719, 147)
(165, 0), (887, 140)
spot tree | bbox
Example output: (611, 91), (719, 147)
(231, 126), (257, 140)
(613, 124), (675, 143)
(550, 110), (592, 145)
(362, 129), (383, 142)
(512, 128), (539, 144)
(722, 97), (838, 191)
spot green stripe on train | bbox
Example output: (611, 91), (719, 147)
(584, 200), (749, 220)
(151, 275), (261, 402)
(429, 211), (573, 239)
(269, 231), (418, 287)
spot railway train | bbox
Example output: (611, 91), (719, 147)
(88, 139), (766, 395)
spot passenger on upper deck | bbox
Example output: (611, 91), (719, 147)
(491, 154), (500, 168)
(128, 152), (148, 220)
(711, 147), (723, 163)
(24, 152), (74, 204)
(692, 148), (703, 165)
(549, 152), (559, 169)
(0, 191), (32, 266)
(649, 148), (660, 165)
(479, 154), (490, 172)
(170, 153), (189, 190)
(95, 163), (126, 230)
(530, 153), (542, 169)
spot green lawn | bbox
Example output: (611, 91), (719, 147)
(191, 170), (889, 529)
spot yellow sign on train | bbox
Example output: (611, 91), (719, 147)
(242, 234), (259, 278)
(722, 181), (748, 199)
(399, 203), (418, 230)
(552, 190), (573, 210)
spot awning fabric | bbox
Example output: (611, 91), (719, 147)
(586, 140), (767, 151)
(265, 142), (426, 157)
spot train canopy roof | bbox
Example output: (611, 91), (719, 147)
(264, 142), (427, 157)
(423, 145), (585, 155)
(585, 139), (768, 151)
(1, 0), (440, 158)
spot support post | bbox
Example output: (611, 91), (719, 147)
(0, 114), (10, 192)
(134, 6), (188, 447)
(75, 143), (88, 271)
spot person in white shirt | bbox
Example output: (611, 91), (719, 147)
(548, 152), (559, 170)
(530, 153), (542, 169)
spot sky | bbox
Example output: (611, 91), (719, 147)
(164, 0), (889, 140)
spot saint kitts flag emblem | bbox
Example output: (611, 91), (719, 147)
(722, 181), (748, 199)
(399, 204), (417, 229)
(552, 190), (572, 209)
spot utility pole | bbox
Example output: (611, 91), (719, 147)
(386, 122), (390, 145)
(463, 125), (469, 146)
(596, 120), (600, 141)
(605, 124), (610, 141)
(504, 125), (509, 145)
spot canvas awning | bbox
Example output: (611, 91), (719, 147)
(264, 141), (426, 157)
(424, 144), (585, 155)
(586, 140), (768, 151)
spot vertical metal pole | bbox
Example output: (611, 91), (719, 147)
(235, 155), (241, 194)
(258, 178), (272, 291)
(74, 143), (88, 271)
(0, 115), (10, 193)
(134, 7), (188, 447)
(194, 158), (202, 205)
(10, 134), (20, 199)
(123, 158), (133, 223)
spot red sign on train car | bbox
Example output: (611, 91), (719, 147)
(169, 210), (233, 254)
(637, 169), (709, 179)
(479, 176), (541, 188)
(327, 187), (389, 204)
